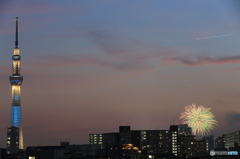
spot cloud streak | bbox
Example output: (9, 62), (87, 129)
(196, 34), (232, 40)
(26, 45), (178, 78)
(28, 53), (159, 72)
(87, 30), (134, 55)
(228, 68), (240, 73)
(168, 55), (240, 66)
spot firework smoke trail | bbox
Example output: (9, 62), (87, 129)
(180, 104), (218, 136)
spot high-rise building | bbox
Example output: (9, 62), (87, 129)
(179, 135), (195, 157)
(89, 134), (103, 149)
(223, 130), (240, 149)
(7, 17), (24, 154)
(193, 140), (207, 156)
(90, 125), (180, 158)
(215, 136), (224, 149)
(178, 135), (208, 158)
(202, 135), (214, 151)
(102, 133), (120, 158)
(178, 124), (192, 136)
(119, 127), (179, 155)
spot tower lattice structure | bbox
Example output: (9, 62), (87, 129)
(7, 17), (24, 154)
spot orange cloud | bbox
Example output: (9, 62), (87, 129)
(227, 68), (240, 73)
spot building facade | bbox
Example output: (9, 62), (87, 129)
(178, 124), (192, 136)
(90, 125), (180, 158)
(215, 136), (224, 149)
(89, 134), (103, 149)
(89, 125), (210, 158)
(223, 130), (240, 149)
(202, 135), (214, 151)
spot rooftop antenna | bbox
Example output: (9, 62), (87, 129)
(126, 118), (130, 126)
(156, 124), (159, 130)
(15, 16), (18, 48)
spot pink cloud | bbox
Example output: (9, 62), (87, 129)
(27, 55), (145, 71)
(28, 46), (177, 73)
(227, 68), (240, 73)
(28, 55), (87, 68)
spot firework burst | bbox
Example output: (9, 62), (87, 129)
(180, 104), (218, 136)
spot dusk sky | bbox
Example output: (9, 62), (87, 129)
(1, 0), (240, 148)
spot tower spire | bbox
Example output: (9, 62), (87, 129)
(15, 17), (18, 48)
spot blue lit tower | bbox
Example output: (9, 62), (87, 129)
(7, 17), (24, 154)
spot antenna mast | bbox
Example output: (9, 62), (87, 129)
(15, 17), (18, 48)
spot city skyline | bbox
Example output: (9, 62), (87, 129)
(0, 0), (240, 148)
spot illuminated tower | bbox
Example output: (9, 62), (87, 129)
(7, 17), (24, 154)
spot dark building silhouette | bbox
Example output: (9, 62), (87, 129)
(25, 143), (100, 159)
(178, 124), (192, 136)
(215, 136), (224, 149)
(202, 135), (214, 151)
(178, 131), (207, 158)
(89, 125), (209, 158)
(119, 126), (131, 133)
(7, 127), (19, 154)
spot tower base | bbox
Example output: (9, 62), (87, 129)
(7, 126), (19, 154)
